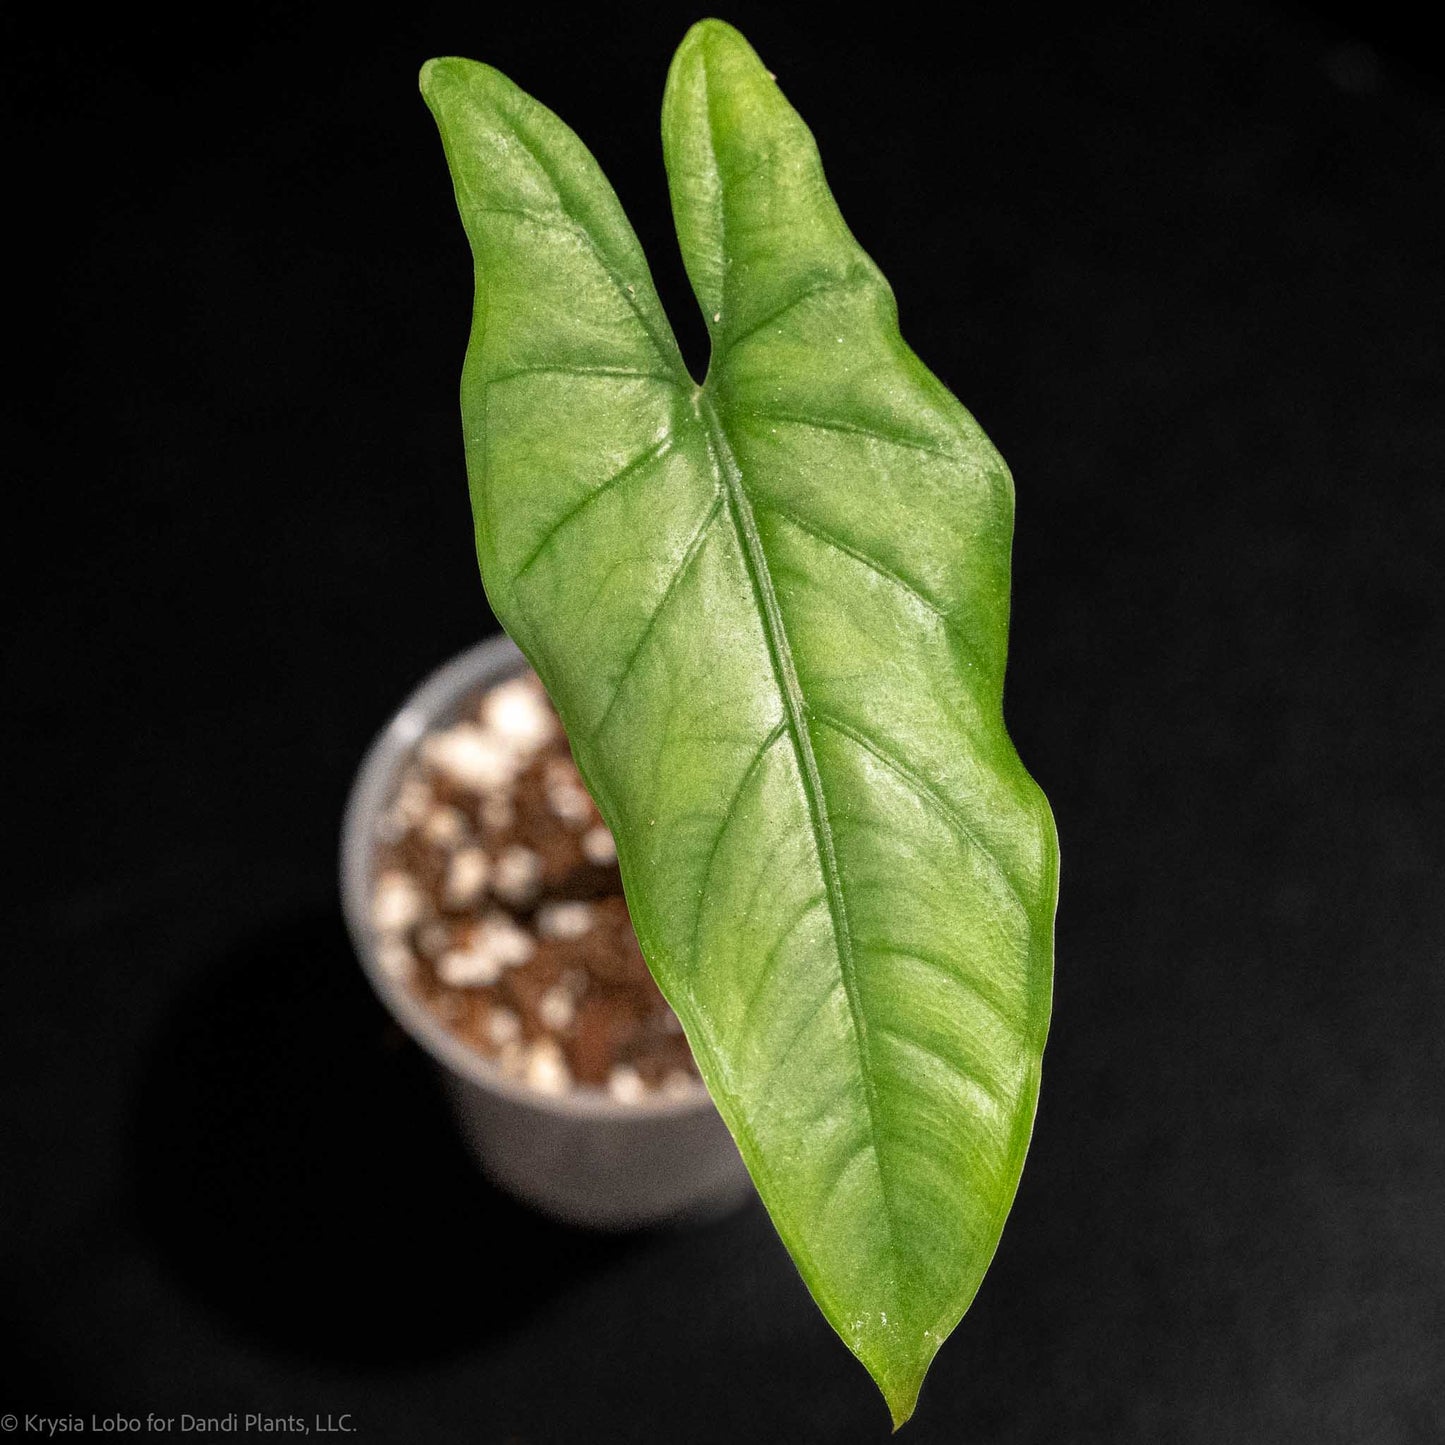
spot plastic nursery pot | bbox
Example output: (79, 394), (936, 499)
(341, 634), (756, 1230)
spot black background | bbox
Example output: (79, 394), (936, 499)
(5, 2), (1443, 1441)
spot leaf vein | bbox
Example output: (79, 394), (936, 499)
(811, 710), (1028, 920)
(816, 1132), (873, 1218)
(486, 363), (677, 387)
(757, 500), (950, 621)
(755, 977), (844, 1085)
(689, 720), (790, 961)
(874, 1026), (1008, 1113)
(737, 890), (829, 1041)
(854, 941), (1021, 1043)
(734, 407), (960, 461)
(714, 270), (874, 363)
(587, 493), (724, 744)
(513, 435), (676, 581)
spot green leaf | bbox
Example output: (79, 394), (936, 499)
(421, 20), (1057, 1427)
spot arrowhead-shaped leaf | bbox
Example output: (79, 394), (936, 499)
(421, 20), (1057, 1426)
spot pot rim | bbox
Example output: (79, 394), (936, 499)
(340, 633), (716, 1121)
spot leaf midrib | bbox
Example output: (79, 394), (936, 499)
(695, 386), (900, 1281)
(475, 40), (906, 1295)
(682, 41), (901, 1290)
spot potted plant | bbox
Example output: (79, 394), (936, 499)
(342, 634), (757, 1228)
(400, 19), (1058, 1427)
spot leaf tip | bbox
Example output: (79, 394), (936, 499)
(875, 1358), (925, 1432)
(674, 16), (772, 79)
(678, 16), (746, 47)
(418, 55), (457, 102)
(418, 54), (517, 119)
(850, 1319), (946, 1432)
(418, 55), (477, 125)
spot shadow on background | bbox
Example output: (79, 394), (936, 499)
(130, 909), (639, 1367)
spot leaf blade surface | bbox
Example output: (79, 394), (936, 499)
(422, 25), (1057, 1424)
